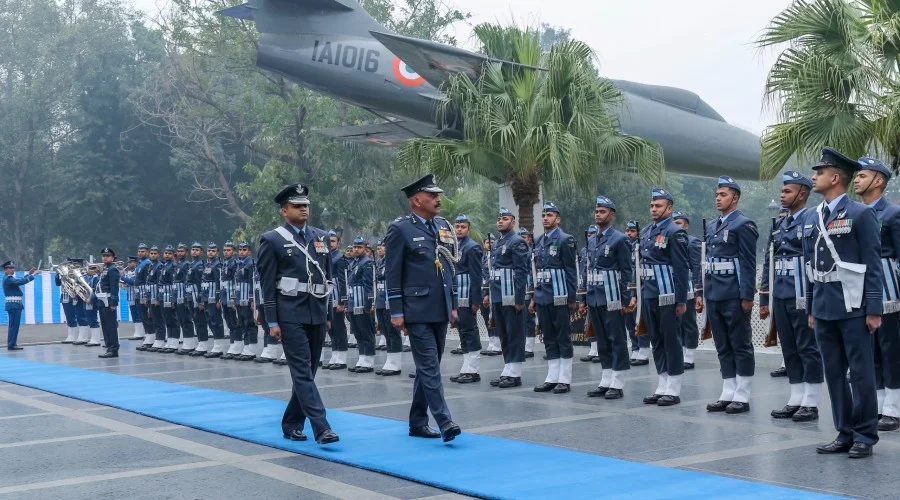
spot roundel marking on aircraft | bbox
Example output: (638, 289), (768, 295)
(367, 137), (397, 146)
(392, 57), (425, 86)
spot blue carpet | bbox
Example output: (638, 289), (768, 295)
(0, 356), (842, 499)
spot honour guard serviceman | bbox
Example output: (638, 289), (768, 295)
(146, 246), (167, 352)
(97, 248), (120, 358)
(385, 174), (461, 442)
(258, 182), (339, 445)
(160, 246), (181, 353)
(3, 261), (37, 350)
(123, 257), (144, 340)
(256, 258), (284, 364)
(135, 245), (156, 350)
(760, 172), (823, 422)
(325, 231), (350, 370)
(624, 221), (650, 365)
(487, 208), (530, 388)
(672, 212), (703, 369)
(584, 196), (634, 399)
(69, 258), (91, 345)
(174, 244), (197, 354)
(519, 227), (537, 359)
(83, 265), (103, 347)
(348, 236), (376, 373)
(59, 258), (79, 343)
(221, 242), (244, 359)
(201, 243), (227, 357)
(480, 236), (502, 356)
(374, 239), (403, 375)
(854, 157), (900, 432)
(704, 176), (759, 414)
(640, 188), (690, 407)
(449, 214), (484, 384)
(806, 147), (883, 458)
(531, 202), (578, 394)
(235, 241), (258, 361)
(580, 225), (600, 363)
(187, 242), (210, 356)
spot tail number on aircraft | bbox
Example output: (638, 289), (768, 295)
(312, 40), (379, 73)
(392, 57), (425, 86)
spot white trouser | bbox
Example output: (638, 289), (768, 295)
(588, 341), (598, 357)
(132, 322), (145, 339)
(194, 340), (209, 352)
(461, 352), (480, 374)
(239, 344), (256, 356)
(65, 327), (78, 342)
(382, 352), (402, 371)
(355, 354), (374, 368)
(88, 327), (102, 345)
(227, 341), (244, 354)
(683, 347), (695, 364)
(328, 350), (347, 365)
(525, 337), (535, 352)
(77, 326), (90, 343)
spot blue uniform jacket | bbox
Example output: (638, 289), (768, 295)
(221, 257), (238, 306)
(638, 217), (690, 304)
(4, 273), (34, 311)
(330, 249), (349, 307)
(687, 234), (703, 296)
(489, 230), (529, 306)
(348, 254), (374, 313)
(258, 223), (333, 325)
(533, 227), (577, 306)
(703, 210), (758, 302)
(199, 259), (221, 304)
(873, 198), (900, 314)
(760, 209), (810, 306)
(384, 214), (458, 323)
(585, 227), (633, 309)
(187, 259), (204, 303)
(455, 235), (483, 308)
(803, 196), (883, 319)
(375, 257), (387, 310)
(236, 257), (255, 306)
(98, 264), (120, 307)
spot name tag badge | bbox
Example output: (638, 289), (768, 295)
(413, 237), (425, 242)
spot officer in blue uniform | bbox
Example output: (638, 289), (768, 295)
(187, 242), (210, 356)
(703, 176), (758, 414)
(67, 258), (91, 345)
(672, 212), (703, 369)
(519, 227), (538, 359)
(96, 248), (121, 358)
(580, 224), (601, 363)
(348, 236), (376, 373)
(159, 245), (181, 353)
(449, 214), (484, 384)
(324, 231), (350, 369)
(123, 256), (143, 341)
(480, 236), (502, 356)
(760, 171), (823, 422)
(221, 241), (243, 359)
(374, 239), (403, 375)
(853, 157), (900, 432)
(135, 244), (156, 350)
(58, 258), (79, 344)
(255, 256), (284, 364)
(173, 243), (196, 354)
(201, 243), (227, 357)
(3, 261), (37, 350)
(487, 207), (530, 389)
(624, 221), (650, 365)
(83, 264), (104, 347)
(584, 196), (634, 399)
(145, 246), (167, 352)
(531, 202), (577, 394)
(806, 147), (883, 458)
(385, 174), (461, 442)
(234, 241), (258, 361)
(258, 182), (339, 445)
(640, 188), (690, 406)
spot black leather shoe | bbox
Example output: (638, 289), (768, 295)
(490, 377), (504, 387)
(403, 346), (411, 352)
(376, 369), (401, 376)
(580, 355), (594, 362)
(604, 388), (623, 400)
(175, 349), (191, 356)
(273, 358), (288, 366)
(707, 400), (731, 412)
(683, 362), (695, 370)
(376, 345), (387, 351)
(591, 357), (602, 363)
(327, 363), (347, 370)
(771, 405), (800, 419)
(348, 343), (358, 348)
(456, 373), (480, 383)
(409, 425), (441, 438)
(136, 344), (150, 351)
(849, 442), (873, 458)
(725, 401), (750, 414)
(534, 382), (556, 392)
(451, 347), (463, 355)
(161, 347), (177, 354)
(770, 366), (787, 377)
(7, 346), (23, 351)
(587, 387), (609, 398)
(440, 421), (461, 442)
(498, 377), (521, 388)
(816, 439), (852, 454)
(793, 406), (819, 422)
(74, 341), (88, 346)
(86, 343), (102, 348)
(657, 395), (680, 406)
(188, 350), (207, 357)
(324, 340), (332, 347)
(283, 429), (307, 441)
(525, 351), (534, 358)
(255, 357), (275, 363)
(643, 394), (663, 404)
(315, 429), (340, 445)
(481, 349), (500, 356)
(98, 351), (118, 358)
(221, 353), (236, 360)
(204, 351), (222, 358)
(237, 355), (256, 361)
(878, 415), (900, 431)
(552, 383), (570, 394)
(349, 366), (374, 373)
(408, 372), (416, 378)
(630, 359), (649, 366)
(542, 354), (548, 360)
(449, 373), (463, 382)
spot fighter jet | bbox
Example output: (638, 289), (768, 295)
(218, 0), (763, 180)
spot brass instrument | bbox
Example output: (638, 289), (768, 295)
(51, 258), (95, 303)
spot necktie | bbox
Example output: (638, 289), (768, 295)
(716, 218), (723, 231)
(822, 205), (831, 222)
(297, 227), (306, 243)
(787, 215), (794, 226)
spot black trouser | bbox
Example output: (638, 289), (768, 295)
(874, 312), (900, 390)
(815, 316), (878, 446)
(350, 310), (376, 356)
(589, 305), (630, 371)
(407, 322), (452, 428)
(176, 303), (195, 338)
(329, 307), (348, 351)
(525, 310), (536, 339)
(536, 304), (573, 360)
(641, 298), (683, 376)
(224, 304), (239, 342)
(481, 303), (498, 342)
(707, 298), (755, 378)
(679, 308), (699, 350)
(259, 305), (279, 346)
(192, 303), (208, 342)
(376, 308), (403, 353)
(280, 322), (330, 437)
(455, 305), (482, 353)
(492, 303), (525, 364)
(163, 304), (179, 340)
(139, 302), (154, 337)
(237, 305), (257, 345)
(773, 298), (823, 384)
(99, 306), (119, 353)
(205, 303), (225, 339)
(151, 303), (166, 341)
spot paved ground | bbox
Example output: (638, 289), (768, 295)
(0, 323), (894, 499)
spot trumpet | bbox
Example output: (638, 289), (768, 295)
(85, 261), (125, 272)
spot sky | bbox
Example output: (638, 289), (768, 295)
(127, 0), (792, 136)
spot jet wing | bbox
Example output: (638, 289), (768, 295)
(314, 119), (438, 147)
(370, 31), (543, 89)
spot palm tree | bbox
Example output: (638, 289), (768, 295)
(396, 24), (664, 232)
(758, 0), (900, 179)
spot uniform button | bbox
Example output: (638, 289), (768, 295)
(820, 261), (824, 265)
(819, 247), (824, 251)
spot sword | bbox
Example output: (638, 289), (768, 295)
(486, 234), (495, 328)
(763, 216), (778, 347)
(699, 218), (711, 340)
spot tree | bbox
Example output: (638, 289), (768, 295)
(757, 0), (900, 179)
(396, 24), (665, 232)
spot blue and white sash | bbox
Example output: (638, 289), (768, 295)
(642, 264), (675, 306)
(492, 268), (516, 306)
(775, 257), (806, 310)
(537, 268), (569, 306)
(456, 273), (471, 307)
(882, 258), (900, 314)
(352, 285), (366, 315)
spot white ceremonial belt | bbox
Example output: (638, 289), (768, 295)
(811, 270), (839, 283)
(376, 283), (385, 291)
(704, 261), (735, 272)
(5, 296), (22, 302)
(774, 260), (796, 270)
(277, 277), (326, 296)
(639, 268), (656, 278)
(490, 269), (511, 279)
